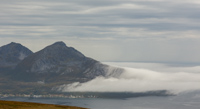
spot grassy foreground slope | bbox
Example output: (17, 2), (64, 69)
(0, 100), (87, 109)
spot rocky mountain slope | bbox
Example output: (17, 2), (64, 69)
(0, 42), (33, 73)
(14, 41), (112, 83)
(0, 42), (33, 68)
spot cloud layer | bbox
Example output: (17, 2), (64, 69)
(1, 0), (200, 62)
(58, 62), (200, 94)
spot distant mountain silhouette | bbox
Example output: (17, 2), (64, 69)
(0, 42), (33, 69)
(14, 41), (110, 82)
(0, 41), (123, 94)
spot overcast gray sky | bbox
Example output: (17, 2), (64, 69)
(0, 0), (200, 63)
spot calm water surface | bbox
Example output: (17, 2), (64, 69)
(1, 92), (200, 109)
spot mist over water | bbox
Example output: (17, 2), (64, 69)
(60, 62), (200, 94)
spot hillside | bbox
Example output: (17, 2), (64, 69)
(0, 100), (87, 109)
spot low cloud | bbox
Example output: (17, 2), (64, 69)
(58, 62), (200, 94)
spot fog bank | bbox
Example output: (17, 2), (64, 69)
(58, 62), (200, 94)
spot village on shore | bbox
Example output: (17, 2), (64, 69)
(0, 93), (97, 99)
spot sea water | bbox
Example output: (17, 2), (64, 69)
(1, 92), (200, 109)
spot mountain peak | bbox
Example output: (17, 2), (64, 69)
(6, 42), (21, 46)
(10, 42), (18, 44)
(0, 42), (33, 67)
(52, 41), (66, 47)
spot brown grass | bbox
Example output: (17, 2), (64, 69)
(0, 100), (88, 109)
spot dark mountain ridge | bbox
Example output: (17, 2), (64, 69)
(14, 41), (109, 83)
(0, 42), (33, 75)
(0, 42), (33, 68)
(16, 41), (86, 73)
(0, 41), (123, 94)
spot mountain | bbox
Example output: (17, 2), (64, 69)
(0, 42), (33, 69)
(14, 41), (112, 83)
(0, 42), (33, 94)
(0, 41), (123, 94)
